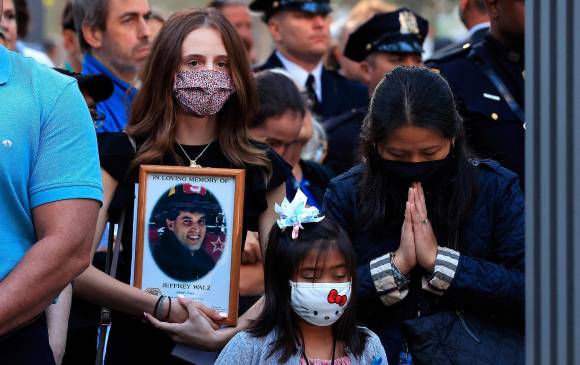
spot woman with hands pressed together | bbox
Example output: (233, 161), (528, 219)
(322, 67), (524, 364)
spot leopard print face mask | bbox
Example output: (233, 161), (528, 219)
(173, 69), (235, 116)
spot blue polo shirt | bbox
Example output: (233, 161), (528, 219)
(83, 54), (137, 133)
(0, 46), (103, 280)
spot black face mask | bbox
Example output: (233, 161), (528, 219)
(378, 152), (457, 188)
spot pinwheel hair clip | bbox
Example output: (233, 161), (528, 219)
(275, 189), (325, 239)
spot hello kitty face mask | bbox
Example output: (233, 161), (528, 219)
(289, 281), (352, 327)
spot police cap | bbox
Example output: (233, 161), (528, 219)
(249, 0), (332, 21)
(344, 8), (428, 62)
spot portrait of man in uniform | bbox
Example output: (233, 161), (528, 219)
(149, 183), (226, 282)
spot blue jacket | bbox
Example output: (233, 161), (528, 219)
(322, 160), (524, 363)
(83, 54), (137, 133)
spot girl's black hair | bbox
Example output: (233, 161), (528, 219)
(359, 66), (478, 246)
(249, 218), (368, 362)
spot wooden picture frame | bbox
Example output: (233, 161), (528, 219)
(133, 165), (245, 326)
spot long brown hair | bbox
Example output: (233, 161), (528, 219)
(126, 8), (271, 176)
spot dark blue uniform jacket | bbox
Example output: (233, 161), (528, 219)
(427, 36), (525, 188)
(256, 52), (368, 120)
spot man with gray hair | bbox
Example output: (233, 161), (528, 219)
(73, 0), (152, 132)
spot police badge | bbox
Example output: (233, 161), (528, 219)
(399, 10), (419, 35)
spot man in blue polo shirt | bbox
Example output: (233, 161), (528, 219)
(0, 1), (103, 361)
(73, 0), (152, 132)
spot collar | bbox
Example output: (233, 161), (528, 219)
(0, 46), (10, 85)
(469, 22), (490, 37)
(82, 53), (135, 92)
(484, 34), (523, 64)
(276, 50), (323, 101)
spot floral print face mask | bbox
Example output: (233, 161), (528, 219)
(174, 69), (235, 116)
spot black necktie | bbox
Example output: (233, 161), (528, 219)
(304, 74), (320, 113)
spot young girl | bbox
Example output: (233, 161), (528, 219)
(216, 191), (387, 364)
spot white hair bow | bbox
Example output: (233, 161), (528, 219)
(275, 190), (325, 239)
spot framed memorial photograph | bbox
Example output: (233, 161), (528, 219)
(133, 165), (245, 325)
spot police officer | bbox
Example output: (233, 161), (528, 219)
(250, 0), (368, 121)
(324, 8), (428, 174)
(427, 0), (525, 188)
(430, 0), (489, 60)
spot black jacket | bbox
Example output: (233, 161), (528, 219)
(152, 232), (216, 282)
(286, 159), (335, 209)
(322, 106), (367, 174)
(429, 26), (489, 60)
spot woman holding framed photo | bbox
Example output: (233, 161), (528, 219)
(69, 8), (289, 364)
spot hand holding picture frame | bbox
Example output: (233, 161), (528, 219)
(132, 165), (245, 325)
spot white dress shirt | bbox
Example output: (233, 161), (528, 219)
(468, 21), (490, 37)
(276, 50), (323, 102)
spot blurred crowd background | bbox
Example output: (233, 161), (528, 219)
(28, 0), (465, 67)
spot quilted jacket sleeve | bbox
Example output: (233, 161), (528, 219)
(323, 177), (404, 306)
(445, 167), (525, 320)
